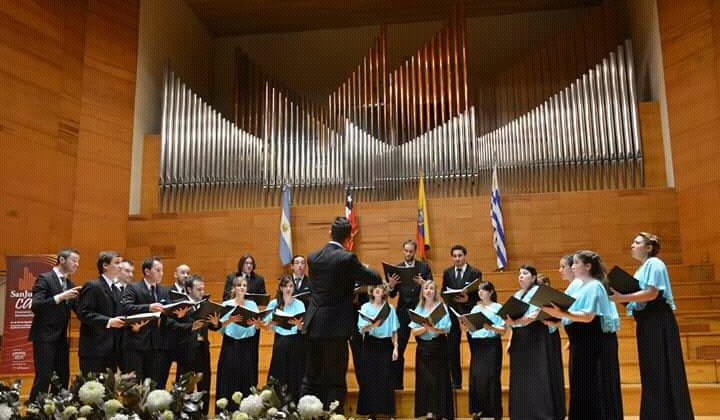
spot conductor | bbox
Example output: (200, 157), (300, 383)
(301, 216), (381, 410)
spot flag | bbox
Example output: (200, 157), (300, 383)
(279, 184), (293, 265)
(416, 173), (431, 260)
(345, 187), (358, 250)
(490, 163), (508, 270)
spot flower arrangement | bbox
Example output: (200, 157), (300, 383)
(1, 370), (206, 420)
(215, 378), (345, 420)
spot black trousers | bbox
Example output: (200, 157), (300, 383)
(79, 356), (115, 375)
(187, 341), (211, 415)
(125, 348), (171, 389)
(448, 315), (466, 388)
(302, 336), (349, 410)
(348, 330), (363, 386)
(29, 338), (70, 403)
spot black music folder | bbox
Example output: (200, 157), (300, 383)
(529, 285), (576, 311)
(192, 300), (233, 320)
(608, 265), (641, 294)
(245, 293), (270, 307)
(449, 307), (493, 332)
(122, 312), (161, 327)
(497, 296), (530, 320)
(272, 309), (305, 330)
(382, 262), (420, 284)
(230, 305), (272, 326)
(442, 277), (483, 297)
(358, 303), (391, 324)
(408, 303), (447, 326)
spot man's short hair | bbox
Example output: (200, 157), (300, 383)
(96, 250), (119, 275)
(330, 216), (353, 243)
(56, 248), (79, 264)
(450, 244), (467, 256)
(142, 256), (162, 275)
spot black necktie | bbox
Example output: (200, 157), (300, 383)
(150, 285), (158, 302)
(455, 268), (462, 283)
(60, 276), (67, 291)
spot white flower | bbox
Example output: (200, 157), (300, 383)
(266, 407), (278, 417)
(238, 395), (263, 417)
(329, 415), (345, 420)
(216, 398), (228, 410)
(78, 380), (106, 405)
(62, 406), (78, 418)
(79, 405), (93, 416)
(297, 395), (323, 419)
(232, 392), (243, 404)
(161, 410), (174, 420)
(43, 402), (55, 415)
(260, 389), (273, 402)
(145, 389), (173, 412)
(110, 414), (129, 420)
(104, 399), (123, 415)
(0, 404), (13, 420)
(329, 401), (339, 412)
(26, 407), (39, 415)
(78, 418), (87, 420)
(231, 411), (249, 420)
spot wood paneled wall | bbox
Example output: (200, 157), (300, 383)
(126, 187), (681, 297)
(657, 0), (720, 267)
(0, 0), (139, 281)
(475, 0), (623, 133)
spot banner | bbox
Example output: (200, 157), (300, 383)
(1, 255), (55, 374)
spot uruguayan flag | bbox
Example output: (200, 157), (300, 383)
(279, 184), (293, 265)
(490, 163), (507, 270)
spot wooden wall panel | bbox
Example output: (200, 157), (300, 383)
(126, 188), (681, 297)
(657, 0), (720, 267)
(0, 0), (139, 280)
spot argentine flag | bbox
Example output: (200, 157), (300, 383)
(279, 184), (293, 265)
(491, 163), (507, 270)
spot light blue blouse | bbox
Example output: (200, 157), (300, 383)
(265, 298), (305, 336)
(468, 302), (504, 339)
(565, 278), (583, 296)
(563, 279), (620, 333)
(627, 257), (677, 315)
(409, 302), (452, 341)
(219, 299), (258, 339)
(509, 286), (540, 329)
(357, 302), (400, 339)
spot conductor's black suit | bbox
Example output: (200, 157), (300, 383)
(301, 241), (381, 409)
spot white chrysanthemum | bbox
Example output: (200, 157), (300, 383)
(329, 401), (339, 412)
(77, 418), (87, 420)
(232, 392), (243, 404)
(266, 407), (277, 417)
(110, 414), (129, 420)
(78, 380), (106, 405)
(145, 390), (173, 412)
(43, 402), (55, 415)
(297, 395), (323, 419)
(161, 409), (174, 420)
(238, 394), (263, 417)
(260, 389), (273, 402)
(231, 410), (249, 420)
(104, 399), (123, 415)
(216, 398), (228, 410)
(0, 404), (14, 420)
(62, 406), (78, 418)
(79, 405), (93, 416)
(329, 414), (345, 420)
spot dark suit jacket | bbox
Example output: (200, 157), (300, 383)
(77, 276), (120, 359)
(388, 259), (433, 317)
(293, 274), (312, 305)
(442, 264), (482, 314)
(29, 270), (76, 343)
(222, 273), (266, 301)
(120, 281), (182, 351)
(302, 242), (381, 338)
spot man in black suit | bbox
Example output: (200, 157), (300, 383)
(291, 255), (311, 304)
(77, 251), (126, 374)
(169, 264), (192, 382)
(301, 216), (381, 409)
(113, 259), (134, 372)
(28, 248), (81, 403)
(181, 274), (215, 414)
(442, 244), (482, 389)
(387, 239), (433, 389)
(120, 256), (190, 388)
(222, 255), (266, 301)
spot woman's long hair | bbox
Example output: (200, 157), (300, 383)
(574, 250), (609, 289)
(274, 275), (295, 310)
(418, 280), (440, 307)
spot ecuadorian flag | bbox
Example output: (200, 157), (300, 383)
(416, 173), (431, 259)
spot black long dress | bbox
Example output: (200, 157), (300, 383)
(468, 336), (502, 419)
(565, 317), (622, 420)
(357, 336), (395, 415)
(633, 295), (694, 420)
(216, 334), (257, 412)
(267, 334), (305, 401)
(415, 335), (454, 419)
(509, 322), (565, 420)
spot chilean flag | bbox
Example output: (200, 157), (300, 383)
(345, 187), (358, 250)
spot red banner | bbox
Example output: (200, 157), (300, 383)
(1, 255), (55, 374)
